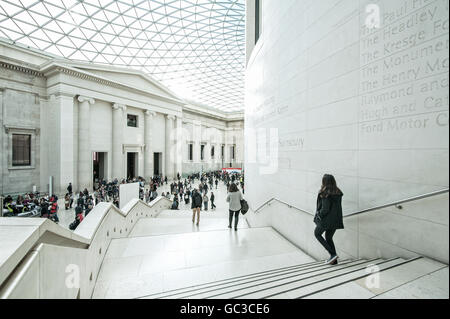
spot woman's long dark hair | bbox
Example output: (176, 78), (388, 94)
(319, 174), (343, 198)
(229, 183), (238, 193)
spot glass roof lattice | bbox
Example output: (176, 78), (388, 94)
(0, 0), (245, 112)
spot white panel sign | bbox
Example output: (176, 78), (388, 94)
(119, 182), (140, 209)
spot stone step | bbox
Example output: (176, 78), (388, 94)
(262, 258), (411, 299)
(142, 260), (323, 299)
(146, 259), (341, 299)
(373, 266), (449, 299)
(304, 257), (447, 299)
(211, 259), (382, 299)
(161, 259), (375, 299)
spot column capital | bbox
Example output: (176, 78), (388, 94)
(78, 96), (95, 104)
(166, 114), (176, 121)
(113, 103), (126, 111)
(145, 110), (157, 117)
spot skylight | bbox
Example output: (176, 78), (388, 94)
(0, 0), (245, 112)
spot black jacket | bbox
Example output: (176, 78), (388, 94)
(194, 192), (203, 206)
(315, 193), (344, 230)
(191, 191), (203, 208)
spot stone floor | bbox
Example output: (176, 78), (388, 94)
(91, 180), (314, 299)
(93, 227), (314, 299)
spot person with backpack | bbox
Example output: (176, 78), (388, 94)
(314, 174), (344, 265)
(191, 188), (203, 226)
(226, 183), (243, 231)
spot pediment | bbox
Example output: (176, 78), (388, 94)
(69, 64), (181, 101)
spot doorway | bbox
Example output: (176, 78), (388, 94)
(154, 152), (162, 176)
(93, 152), (107, 183)
(127, 152), (138, 178)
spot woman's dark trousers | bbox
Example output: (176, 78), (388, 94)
(229, 210), (240, 228)
(314, 226), (337, 256)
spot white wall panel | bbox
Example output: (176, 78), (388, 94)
(245, 0), (449, 262)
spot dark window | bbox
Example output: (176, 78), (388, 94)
(255, 0), (262, 44)
(201, 145), (205, 161)
(12, 134), (31, 166)
(211, 146), (215, 158)
(188, 144), (193, 161)
(231, 146), (236, 160)
(127, 114), (138, 127)
(221, 145), (225, 159)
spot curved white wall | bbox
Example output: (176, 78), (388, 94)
(245, 0), (449, 262)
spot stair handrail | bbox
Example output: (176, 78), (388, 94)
(253, 188), (449, 218)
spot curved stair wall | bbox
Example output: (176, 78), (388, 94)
(0, 196), (172, 299)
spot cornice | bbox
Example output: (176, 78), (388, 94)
(0, 61), (44, 77)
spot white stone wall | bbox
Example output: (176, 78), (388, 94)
(180, 111), (244, 176)
(0, 64), (46, 195)
(245, 0), (449, 262)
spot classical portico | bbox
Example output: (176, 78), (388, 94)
(0, 41), (244, 196)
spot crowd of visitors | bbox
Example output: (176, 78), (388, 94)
(2, 192), (60, 223)
(1, 170), (246, 231)
(2, 171), (347, 266)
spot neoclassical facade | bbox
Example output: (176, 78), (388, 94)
(0, 40), (244, 195)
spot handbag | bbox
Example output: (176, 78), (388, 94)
(240, 199), (249, 215)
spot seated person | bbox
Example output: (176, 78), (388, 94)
(69, 212), (84, 231)
(171, 197), (179, 210)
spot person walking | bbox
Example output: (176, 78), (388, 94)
(191, 188), (203, 226)
(203, 193), (209, 211)
(210, 192), (216, 210)
(314, 174), (344, 265)
(226, 183), (243, 231)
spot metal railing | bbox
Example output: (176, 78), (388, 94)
(253, 188), (449, 218)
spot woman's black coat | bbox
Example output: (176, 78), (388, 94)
(315, 193), (344, 230)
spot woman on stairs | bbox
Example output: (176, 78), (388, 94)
(314, 174), (344, 265)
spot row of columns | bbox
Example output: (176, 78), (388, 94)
(75, 95), (181, 191)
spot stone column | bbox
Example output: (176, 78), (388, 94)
(175, 116), (183, 178)
(58, 94), (75, 194)
(204, 127), (211, 171)
(193, 121), (202, 170)
(144, 110), (156, 180)
(78, 96), (95, 191)
(112, 103), (126, 180)
(224, 131), (230, 168)
(165, 115), (175, 180)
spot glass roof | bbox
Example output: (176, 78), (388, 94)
(0, 0), (245, 112)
